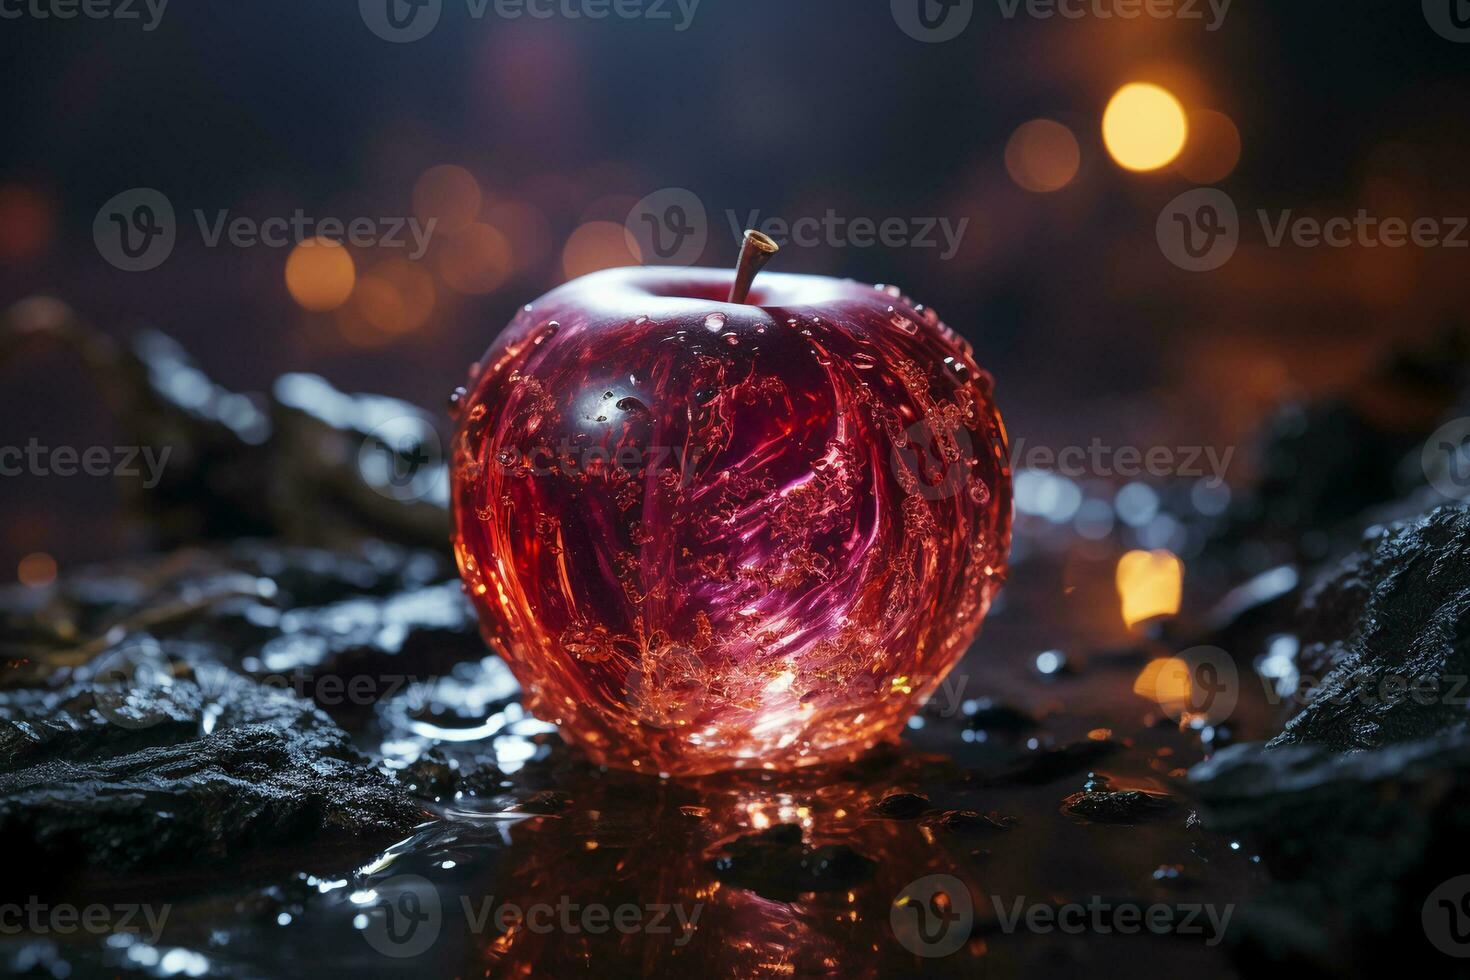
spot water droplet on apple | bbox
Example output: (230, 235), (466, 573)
(616, 396), (649, 414)
(704, 313), (727, 332)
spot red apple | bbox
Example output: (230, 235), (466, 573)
(450, 237), (1011, 775)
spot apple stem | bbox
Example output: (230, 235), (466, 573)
(727, 230), (780, 304)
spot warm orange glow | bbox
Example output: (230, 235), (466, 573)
(484, 200), (554, 273)
(412, 164), (483, 235)
(1103, 83), (1189, 173)
(562, 221), (641, 280)
(1005, 119), (1081, 193)
(17, 552), (57, 588)
(340, 258), (435, 346)
(1177, 109), (1242, 184)
(285, 237), (356, 312)
(436, 222), (513, 295)
(0, 185), (53, 262)
(1132, 657), (1193, 713)
(1115, 548), (1183, 628)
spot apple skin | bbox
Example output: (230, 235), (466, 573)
(450, 266), (1011, 775)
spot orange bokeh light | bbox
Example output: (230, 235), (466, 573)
(484, 199), (553, 273)
(1005, 119), (1081, 193)
(1132, 657), (1193, 713)
(1103, 83), (1189, 173)
(413, 164), (483, 236)
(285, 237), (356, 312)
(1116, 548), (1183, 628)
(17, 552), (57, 589)
(339, 258), (436, 346)
(0, 185), (53, 262)
(562, 221), (640, 280)
(1177, 109), (1242, 185)
(436, 222), (513, 295)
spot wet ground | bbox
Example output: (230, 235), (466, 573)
(0, 529), (1275, 979)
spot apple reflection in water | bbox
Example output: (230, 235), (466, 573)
(469, 748), (987, 978)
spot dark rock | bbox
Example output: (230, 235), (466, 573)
(396, 747), (459, 801)
(1061, 788), (1176, 824)
(919, 809), (1015, 834)
(1210, 329), (1470, 570)
(870, 792), (930, 819)
(0, 310), (449, 553)
(1190, 732), (1470, 975)
(0, 542), (483, 725)
(706, 824), (876, 902)
(253, 580), (477, 669)
(0, 719), (424, 879)
(515, 790), (573, 814)
(0, 673), (328, 771)
(964, 699), (1038, 734)
(1274, 506), (1470, 751)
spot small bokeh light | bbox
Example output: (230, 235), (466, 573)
(285, 237), (356, 312)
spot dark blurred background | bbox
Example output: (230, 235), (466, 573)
(2, 0), (1469, 582)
